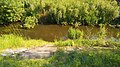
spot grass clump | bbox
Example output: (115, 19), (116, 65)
(55, 39), (74, 46)
(67, 27), (83, 39)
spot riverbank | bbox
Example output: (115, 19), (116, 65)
(0, 34), (53, 52)
(0, 33), (120, 52)
(0, 34), (120, 67)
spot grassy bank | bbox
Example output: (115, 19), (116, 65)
(0, 33), (120, 52)
(0, 26), (120, 52)
(0, 49), (120, 67)
(0, 34), (52, 52)
(55, 26), (120, 47)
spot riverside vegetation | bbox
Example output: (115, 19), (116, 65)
(0, 0), (119, 28)
(0, 0), (120, 67)
(0, 26), (120, 52)
(0, 26), (120, 67)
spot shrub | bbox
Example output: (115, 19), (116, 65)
(0, 0), (42, 28)
(97, 24), (107, 46)
(0, 0), (24, 24)
(44, 0), (119, 25)
(23, 16), (38, 28)
(23, 0), (42, 17)
(67, 27), (83, 39)
(0, 0), (119, 27)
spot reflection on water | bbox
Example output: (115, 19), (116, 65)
(0, 23), (120, 41)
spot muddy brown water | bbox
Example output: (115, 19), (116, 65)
(0, 23), (120, 41)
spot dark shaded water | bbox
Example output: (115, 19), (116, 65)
(0, 23), (120, 41)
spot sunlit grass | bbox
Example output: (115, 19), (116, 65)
(0, 34), (53, 52)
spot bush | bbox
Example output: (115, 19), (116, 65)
(67, 27), (83, 39)
(0, 0), (24, 24)
(0, 0), (119, 27)
(23, 16), (38, 28)
(44, 0), (119, 25)
(56, 39), (74, 46)
(0, 0), (42, 28)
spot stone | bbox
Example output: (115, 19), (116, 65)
(0, 45), (83, 59)
(14, 48), (27, 54)
(1, 49), (14, 57)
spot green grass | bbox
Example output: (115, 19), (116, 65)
(0, 49), (120, 67)
(55, 27), (120, 47)
(0, 57), (48, 67)
(47, 49), (120, 67)
(55, 38), (120, 47)
(0, 34), (52, 52)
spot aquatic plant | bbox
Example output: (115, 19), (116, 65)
(67, 27), (83, 39)
(97, 24), (107, 46)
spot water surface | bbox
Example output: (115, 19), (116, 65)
(0, 23), (120, 41)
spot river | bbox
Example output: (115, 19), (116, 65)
(0, 23), (120, 41)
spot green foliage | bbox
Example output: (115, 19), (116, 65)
(97, 24), (107, 46)
(0, 0), (119, 27)
(67, 27), (83, 39)
(23, 0), (42, 17)
(0, 0), (42, 28)
(0, 0), (24, 24)
(22, 0), (42, 28)
(48, 49), (120, 67)
(56, 26), (120, 47)
(23, 16), (38, 28)
(44, 0), (119, 25)
(56, 39), (74, 46)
